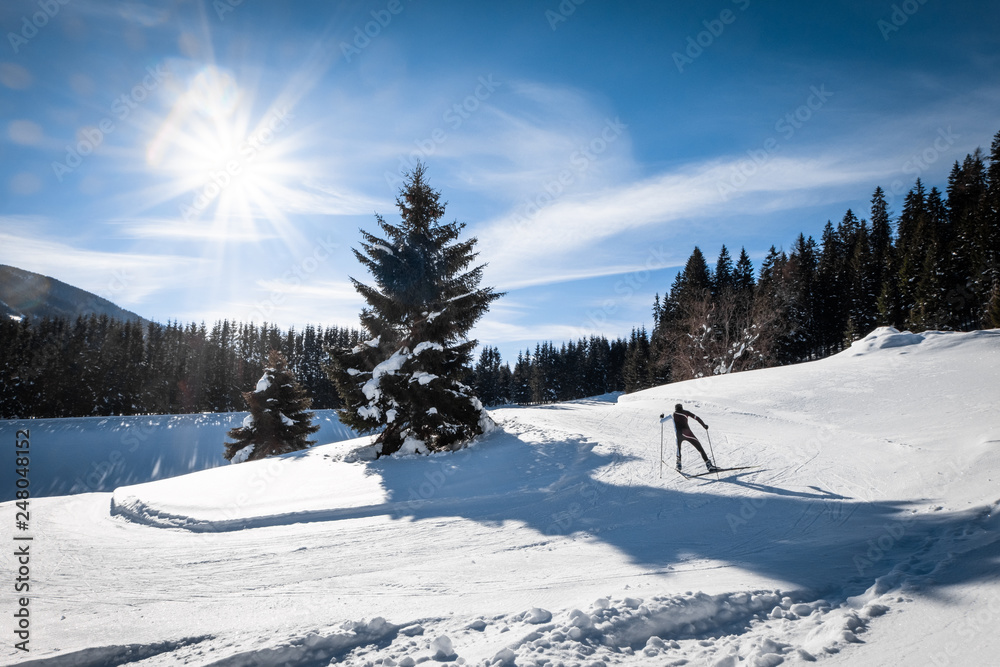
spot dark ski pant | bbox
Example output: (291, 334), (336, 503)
(676, 429), (710, 465)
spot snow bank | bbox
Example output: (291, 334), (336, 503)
(844, 326), (923, 354)
(206, 618), (398, 666)
(1, 635), (213, 666)
(110, 439), (388, 528)
(0, 409), (357, 501)
(488, 592), (837, 665)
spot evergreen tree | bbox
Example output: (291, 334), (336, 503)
(870, 187), (896, 326)
(815, 222), (844, 354)
(837, 211), (863, 343)
(847, 221), (876, 337)
(530, 342), (559, 403)
(786, 233), (818, 358)
(753, 246), (791, 364)
(622, 327), (651, 391)
(473, 346), (505, 407)
(649, 283), (679, 387)
(713, 245), (734, 298)
(510, 350), (533, 404)
(583, 336), (612, 395)
(327, 164), (502, 456)
(948, 152), (987, 326)
(733, 247), (755, 297)
(224, 349), (319, 462)
(895, 180), (929, 326)
(677, 246), (712, 302)
(985, 131), (1000, 323)
(497, 362), (513, 405)
(911, 187), (951, 329)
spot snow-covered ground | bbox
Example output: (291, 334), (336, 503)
(0, 410), (357, 501)
(4, 328), (999, 666)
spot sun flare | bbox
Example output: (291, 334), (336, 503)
(145, 64), (306, 245)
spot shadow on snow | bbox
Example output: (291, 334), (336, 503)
(358, 423), (998, 599)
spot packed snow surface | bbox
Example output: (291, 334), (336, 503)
(4, 328), (999, 666)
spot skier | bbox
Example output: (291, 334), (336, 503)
(671, 403), (718, 473)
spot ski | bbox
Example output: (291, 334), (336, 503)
(675, 465), (761, 479)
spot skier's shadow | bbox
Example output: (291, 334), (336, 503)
(369, 425), (997, 596)
(698, 474), (850, 501)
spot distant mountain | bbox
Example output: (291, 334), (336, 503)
(0, 264), (147, 324)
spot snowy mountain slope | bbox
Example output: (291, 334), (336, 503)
(0, 297), (23, 321)
(4, 328), (999, 666)
(0, 411), (358, 501)
(0, 264), (146, 324)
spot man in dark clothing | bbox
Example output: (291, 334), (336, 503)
(672, 403), (718, 473)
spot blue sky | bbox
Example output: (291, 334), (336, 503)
(2, 0), (998, 363)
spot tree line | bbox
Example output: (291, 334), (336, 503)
(0, 315), (361, 419)
(637, 138), (1000, 388)
(469, 329), (666, 406)
(472, 131), (1000, 399)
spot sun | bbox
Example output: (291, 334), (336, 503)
(145, 64), (307, 246)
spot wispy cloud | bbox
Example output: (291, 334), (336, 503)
(275, 179), (391, 216)
(472, 319), (600, 348)
(113, 217), (279, 241)
(0, 225), (205, 305)
(476, 151), (886, 289)
(202, 279), (367, 328)
(254, 278), (362, 302)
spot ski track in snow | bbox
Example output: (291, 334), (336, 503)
(4, 328), (1000, 666)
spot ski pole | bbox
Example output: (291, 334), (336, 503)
(705, 426), (719, 480)
(659, 416), (663, 479)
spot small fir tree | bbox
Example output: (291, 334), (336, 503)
(224, 349), (319, 463)
(327, 164), (502, 457)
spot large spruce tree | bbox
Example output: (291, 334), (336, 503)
(224, 349), (319, 463)
(328, 164), (502, 457)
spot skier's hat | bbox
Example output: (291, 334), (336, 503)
(675, 403), (683, 412)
